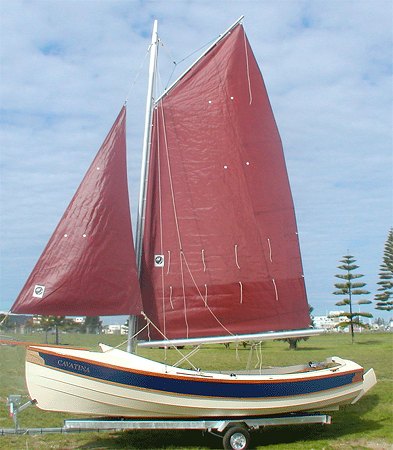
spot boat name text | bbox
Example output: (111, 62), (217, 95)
(57, 359), (90, 374)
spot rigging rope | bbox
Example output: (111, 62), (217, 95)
(102, 322), (150, 352)
(160, 36), (218, 90)
(179, 250), (190, 338)
(141, 312), (199, 371)
(157, 98), (190, 337)
(181, 251), (234, 337)
(254, 342), (263, 373)
(159, 103), (183, 249)
(154, 50), (167, 338)
(124, 48), (150, 105)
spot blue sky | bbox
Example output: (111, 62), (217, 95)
(0, 0), (392, 322)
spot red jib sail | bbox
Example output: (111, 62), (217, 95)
(140, 24), (310, 339)
(11, 107), (142, 316)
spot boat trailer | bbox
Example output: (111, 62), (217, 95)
(2, 395), (332, 450)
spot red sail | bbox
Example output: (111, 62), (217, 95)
(140, 25), (310, 339)
(11, 107), (142, 316)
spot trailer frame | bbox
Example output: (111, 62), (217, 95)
(2, 394), (332, 449)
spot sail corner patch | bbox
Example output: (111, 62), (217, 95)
(154, 255), (164, 267)
(32, 285), (45, 299)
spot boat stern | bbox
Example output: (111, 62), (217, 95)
(350, 368), (377, 404)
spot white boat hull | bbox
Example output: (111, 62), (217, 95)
(25, 345), (376, 418)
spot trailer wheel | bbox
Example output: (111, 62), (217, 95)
(222, 425), (250, 450)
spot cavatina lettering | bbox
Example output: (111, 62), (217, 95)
(57, 359), (90, 374)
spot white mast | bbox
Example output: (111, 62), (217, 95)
(127, 20), (159, 353)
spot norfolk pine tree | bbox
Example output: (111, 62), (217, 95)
(375, 228), (393, 312)
(333, 255), (372, 343)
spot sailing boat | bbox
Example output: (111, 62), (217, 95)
(11, 18), (376, 419)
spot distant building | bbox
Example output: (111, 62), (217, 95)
(103, 324), (128, 335)
(314, 311), (350, 331)
(71, 317), (85, 324)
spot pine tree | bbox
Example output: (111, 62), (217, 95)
(375, 228), (393, 312)
(332, 255), (372, 343)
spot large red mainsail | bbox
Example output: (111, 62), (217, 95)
(140, 24), (310, 339)
(11, 107), (142, 316)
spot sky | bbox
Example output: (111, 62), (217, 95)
(0, 0), (392, 323)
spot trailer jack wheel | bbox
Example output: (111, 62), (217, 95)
(223, 425), (250, 450)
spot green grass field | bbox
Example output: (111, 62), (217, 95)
(0, 332), (392, 449)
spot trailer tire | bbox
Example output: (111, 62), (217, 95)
(222, 425), (250, 450)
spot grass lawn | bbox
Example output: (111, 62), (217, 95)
(0, 332), (391, 449)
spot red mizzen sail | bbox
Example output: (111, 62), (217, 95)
(11, 107), (142, 316)
(140, 24), (310, 339)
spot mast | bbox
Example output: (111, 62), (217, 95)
(127, 19), (159, 353)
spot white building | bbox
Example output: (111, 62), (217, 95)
(71, 317), (85, 324)
(313, 312), (350, 331)
(103, 324), (128, 335)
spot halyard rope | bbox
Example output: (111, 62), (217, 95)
(124, 48), (150, 105)
(181, 251), (234, 337)
(155, 83), (167, 338)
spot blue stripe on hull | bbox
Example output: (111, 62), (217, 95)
(39, 352), (357, 399)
